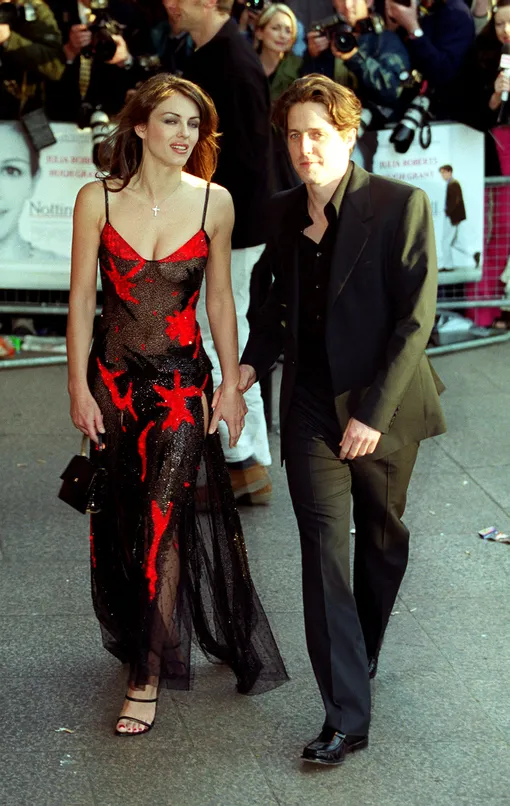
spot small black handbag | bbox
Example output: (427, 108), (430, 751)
(58, 434), (107, 514)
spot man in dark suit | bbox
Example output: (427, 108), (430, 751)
(240, 75), (446, 765)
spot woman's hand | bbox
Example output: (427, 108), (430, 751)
(494, 72), (510, 98)
(209, 385), (248, 449)
(70, 387), (105, 444)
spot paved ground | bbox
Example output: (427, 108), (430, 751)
(1, 344), (509, 806)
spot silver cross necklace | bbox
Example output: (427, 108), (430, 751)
(151, 180), (181, 216)
(133, 180), (181, 217)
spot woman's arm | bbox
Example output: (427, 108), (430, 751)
(66, 182), (105, 443)
(204, 185), (247, 447)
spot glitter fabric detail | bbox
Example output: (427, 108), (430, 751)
(96, 358), (138, 422)
(154, 371), (207, 432)
(147, 500), (174, 601)
(165, 290), (199, 347)
(138, 420), (155, 482)
(87, 190), (288, 694)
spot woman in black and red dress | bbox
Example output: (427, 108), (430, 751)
(66, 74), (288, 737)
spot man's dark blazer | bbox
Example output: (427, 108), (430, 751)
(242, 162), (447, 462)
(446, 179), (467, 226)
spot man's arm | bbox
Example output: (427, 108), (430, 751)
(386, 0), (475, 86)
(241, 245), (286, 382)
(342, 32), (410, 106)
(354, 188), (438, 432)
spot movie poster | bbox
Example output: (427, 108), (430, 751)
(0, 121), (96, 290)
(354, 122), (485, 284)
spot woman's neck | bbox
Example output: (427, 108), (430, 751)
(129, 160), (182, 202)
(259, 48), (283, 77)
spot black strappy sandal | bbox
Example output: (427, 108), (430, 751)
(114, 694), (158, 737)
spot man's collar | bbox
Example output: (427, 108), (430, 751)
(330, 161), (354, 217)
(300, 161), (354, 226)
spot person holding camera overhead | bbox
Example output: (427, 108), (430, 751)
(385, 0), (474, 121)
(0, 0), (64, 120)
(303, 0), (411, 117)
(46, 0), (150, 123)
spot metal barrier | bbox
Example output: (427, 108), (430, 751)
(430, 176), (510, 355)
(2, 179), (510, 365)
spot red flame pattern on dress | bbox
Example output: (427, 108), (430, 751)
(103, 255), (144, 305)
(97, 358), (138, 421)
(154, 371), (208, 432)
(138, 421), (156, 482)
(165, 290), (199, 347)
(146, 500), (173, 600)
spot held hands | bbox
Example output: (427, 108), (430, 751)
(70, 388), (105, 445)
(385, 0), (420, 35)
(209, 384), (248, 449)
(339, 417), (382, 461)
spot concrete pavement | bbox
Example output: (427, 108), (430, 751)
(1, 344), (509, 806)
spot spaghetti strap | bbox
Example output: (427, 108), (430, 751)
(201, 182), (211, 231)
(102, 180), (110, 223)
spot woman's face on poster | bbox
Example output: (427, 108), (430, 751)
(0, 125), (36, 242)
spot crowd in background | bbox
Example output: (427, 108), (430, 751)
(2, 0), (510, 176)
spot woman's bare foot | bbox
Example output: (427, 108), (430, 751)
(115, 681), (159, 735)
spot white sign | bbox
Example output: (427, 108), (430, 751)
(0, 121), (96, 290)
(354, 122), (485, 284)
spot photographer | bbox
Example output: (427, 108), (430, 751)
(385, 0), (475, 119)
(303, 0), (411, 114)
(0, 0), (64, 120)
(46, 0), (150, 122)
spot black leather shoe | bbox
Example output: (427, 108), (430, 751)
(301, 728), (368, 765)
(368, 656), (378, 680)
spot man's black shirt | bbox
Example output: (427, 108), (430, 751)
(296, 163), (353, 395)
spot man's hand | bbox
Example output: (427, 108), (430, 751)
(65, 23), (92, 60)
(339, 417), (382, 461)
(385, 0), (420, 35)
(238, 364), (257, 394)
(106, 34), (131, 66)
(307, 30), (330, 59)
(0, 24), (11, 46)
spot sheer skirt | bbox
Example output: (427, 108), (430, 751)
(89, 357), (288, 694)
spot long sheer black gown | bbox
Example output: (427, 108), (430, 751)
(87, 181), (288, 693)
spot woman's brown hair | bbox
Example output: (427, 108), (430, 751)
(99, 74), (221, 189)
(273, 74), (361, 135)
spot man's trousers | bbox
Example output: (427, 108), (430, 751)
(282, 385), (419, 735)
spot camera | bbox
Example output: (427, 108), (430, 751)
(390, 94), (431, 154)
(82, 0), (123, 63)
(310, 13), (384, 54)
(245, 0), (265, 10)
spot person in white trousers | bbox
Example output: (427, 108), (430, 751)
(171, 0), (273, 502)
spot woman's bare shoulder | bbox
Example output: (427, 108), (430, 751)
(207, 182), (233, 212)
(75, 179), (105, 207)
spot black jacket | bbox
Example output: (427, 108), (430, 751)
(46, 0), (150, 122)
(242, 163), (446, 462)
(184, 18), (271, 249)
